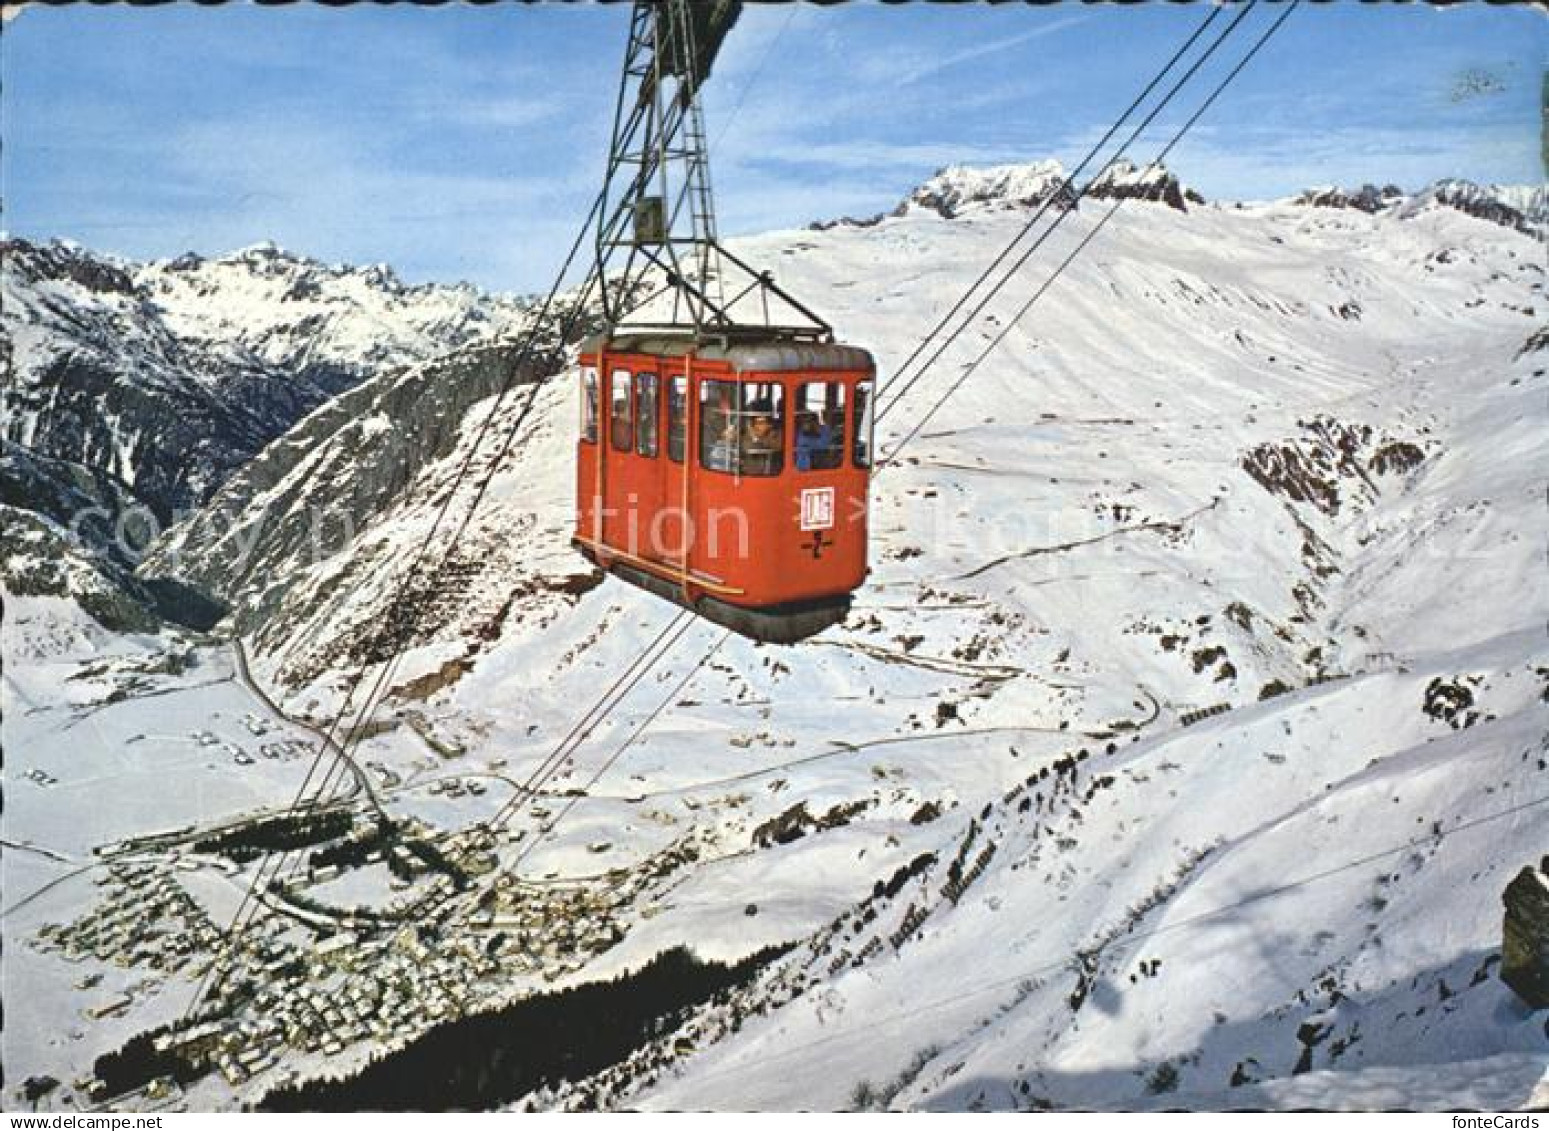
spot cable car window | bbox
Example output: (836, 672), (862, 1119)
(636, 372), (659, 458)
(853, 379), (875, 469)
(667, 375), (686, 463)
(700, 380), (734, 472)
(610, 369), (633, 452)
(700, 379), (784, 477)
(794, 381), (846, 471)
(580, 365), (598, 444)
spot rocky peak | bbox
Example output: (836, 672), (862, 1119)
(1, 237), (138, 296)
(164, 251), (206, 273)
(900, 160), (1075, 219)
(360, 263), (405, 294)
(1292, 183), (1407, 214)
(1290, 178), (1548, 238)
(898, 158), (1202, 220)
(1085, 159), (1204, 212)
(226, 240), (313, 268)
(1401, 178), (1547, 238)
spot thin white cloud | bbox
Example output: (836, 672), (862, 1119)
(418, 97), (567, 132)
(894, 14), (1092, 86)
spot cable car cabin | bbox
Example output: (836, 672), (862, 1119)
(574, 333), (876, 644)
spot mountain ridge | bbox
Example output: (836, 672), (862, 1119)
(1, 235), (534, 520)
(809, 160), (1548, 237)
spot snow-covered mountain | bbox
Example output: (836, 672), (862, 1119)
(1085, 158), (1207, 211)
(1292, 183), (1409, 214)
(1, 238), (532, 521)
(1293, 179), (1549, 239)
(817, 158), (1204, 229)
(1399, 179), (1549, 239)
(5, 162), (1547, 1111)
(134, 243), (529, 392)
(901, 160), (1077, 219)
(1492, 183), (1549, 223)
(900, 159), (1205, 219)
(826, 161), (1545, 238)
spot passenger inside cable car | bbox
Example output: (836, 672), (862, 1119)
(795, 381), (846, 471)
(699, 381), (787, 476)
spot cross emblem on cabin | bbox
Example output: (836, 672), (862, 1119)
(801, 530), (831, 559)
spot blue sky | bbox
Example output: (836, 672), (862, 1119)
(3, 1), (1543, 292)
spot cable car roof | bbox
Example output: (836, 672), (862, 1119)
(583, 333), (874, 374)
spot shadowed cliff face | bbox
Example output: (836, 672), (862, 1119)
(138, 338), (565, 644)
(7, 342), (329, 523)
(0, 441), (224, 631)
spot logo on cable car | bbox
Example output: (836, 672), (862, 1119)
(799, 487), (835, 532)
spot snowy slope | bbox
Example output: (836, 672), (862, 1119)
(6, 167), (1546, 1110)
(536, 186), (1548, 1112)
(137, 334), (574, 670)
(1492, 183), (1549, 224)
(156, 177), (1547, 718)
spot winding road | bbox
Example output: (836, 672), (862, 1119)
(230, 638), (386, 817)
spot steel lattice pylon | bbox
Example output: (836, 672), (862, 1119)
(593, 0), (832, 343)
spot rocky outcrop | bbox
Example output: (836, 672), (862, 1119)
(0, 442), (223, 632)
(751, 799), (876, 848)
(1292, 184), (1406, 214)
(2, 238), (137, 296)
(1241, 420), (1372, 516)
(1501, 857), (1549, 1007)
(898, 161), (1076, 219)
(890, 159), (1201, 221)
(1406, 179), (1546, 239)
(1289, 180), (1548, 239)
(1518, 326), (1549, 358)
(1086, 160), (1203, 212)
(808, 212), (889, 233)
(1240, 417), (1427, 517)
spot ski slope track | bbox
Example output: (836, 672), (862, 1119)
(3, 168), (1546, 1110)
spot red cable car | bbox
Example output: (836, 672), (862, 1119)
(573, 333), (875, 643)
(571, 0), (873, 641)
